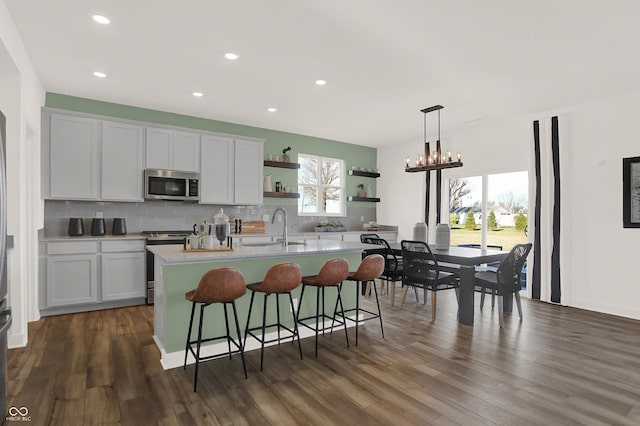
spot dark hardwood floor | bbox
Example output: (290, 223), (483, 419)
(7, 288), (640, 425)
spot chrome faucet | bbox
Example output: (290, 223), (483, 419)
(271, 208), (288, 246)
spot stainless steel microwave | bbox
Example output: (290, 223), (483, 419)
(144, 169), (199, 201)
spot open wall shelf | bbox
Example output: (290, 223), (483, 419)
(264, 192), (300, 199)
(348, 169), (380, 178)
(347, 196), (380, 202)
(264, 161), (300, 169)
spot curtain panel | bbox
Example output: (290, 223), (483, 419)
(530, 116), (567, 304)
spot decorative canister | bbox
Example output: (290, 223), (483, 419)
(91, 218), (106, 236)
(213, 208), (230, 246)
(264, 175), (273, 192)
(435, 223), (450, 250)
(413, 222), (428, 243)
(68, 218), (84, 236)
(365, 184), (372, 197)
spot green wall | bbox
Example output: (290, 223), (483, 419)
(45, 93), (377, 207)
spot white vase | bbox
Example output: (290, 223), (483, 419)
(435, 223), (450, 250)
(263, 175), (272, 192)
(413, 222), (428, 243)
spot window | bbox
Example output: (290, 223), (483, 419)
(449, 171), (528, 252)
(298, 153), (345, 216)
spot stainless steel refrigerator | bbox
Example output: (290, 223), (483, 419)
(0, 111), (12, 418)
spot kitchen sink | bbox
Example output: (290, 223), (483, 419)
(242, 241), (307, 247)
(242, 241), (281, 247)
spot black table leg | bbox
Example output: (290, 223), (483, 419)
(458, 265), (475, 325)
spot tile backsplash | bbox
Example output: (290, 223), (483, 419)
(44, 200), (377, 236)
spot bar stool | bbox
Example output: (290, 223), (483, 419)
(183, 267), (247, 392)
(296, 258), (350, 357)
(338, 254), (385, 346)
(244, 262), (303, 371)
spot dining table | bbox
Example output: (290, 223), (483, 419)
(365, 243), (509, 326)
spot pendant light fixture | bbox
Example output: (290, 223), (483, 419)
(405, 105), (463, 172)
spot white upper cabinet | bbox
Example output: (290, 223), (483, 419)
(101, 121), (144, 201)
(45, 113), (144, 201)
(44, 109), (263, 205)
(145, 127), (200, 172)
(48, 114), (99, 200)
(200, 135), (234, 204)
(200, 136), (263, 205)
(234, 138), (264, 205)
(172, 131), (200, 172)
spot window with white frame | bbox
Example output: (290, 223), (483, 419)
(448, 171), (529, 252)
(297, 153), (345, 216)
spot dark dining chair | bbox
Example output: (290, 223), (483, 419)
(474, 243), (532, 327)
(400, 240), (458, 321)
(360, 235), (403, 306)
(458, 243), (503, 309)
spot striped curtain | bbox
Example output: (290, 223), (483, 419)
(530, 117), (564, 304)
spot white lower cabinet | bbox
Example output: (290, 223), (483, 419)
(42, 239), (145, 313)
(101, 252), (145, 301)
(47, 254), (99, 307)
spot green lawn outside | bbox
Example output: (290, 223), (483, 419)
(449, 226), (527, 252)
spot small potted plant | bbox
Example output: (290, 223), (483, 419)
(282, 146), (292, 162)
(357, 184), (366, 197)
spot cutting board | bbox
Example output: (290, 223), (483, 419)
(183, 247), (233, 253)
(233, 221), (265, 234)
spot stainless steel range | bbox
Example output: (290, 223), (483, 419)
(143, 230), (191, 304)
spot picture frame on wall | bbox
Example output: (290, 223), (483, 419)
(623, 156), (640, 228)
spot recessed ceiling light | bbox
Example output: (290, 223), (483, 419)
(192, 92), (203, 97)
(267, 107), (278, 112)
(224, 53), (239, 60)
(93, 71), (106, 78)
(92, 15), (110, 24)
(315, 79), (327, 86)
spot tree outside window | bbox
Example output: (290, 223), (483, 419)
(298, 154), (345, 216)
(448, 171), (528, 252)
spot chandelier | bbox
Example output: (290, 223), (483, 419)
(404, 105), (463, 172)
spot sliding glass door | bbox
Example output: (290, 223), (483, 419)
(449, 171), (528, 252)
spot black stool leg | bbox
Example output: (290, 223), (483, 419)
(355, 280), (361, 346)
(296, 284), (306, 324)
(330, 283), (342, 333)
(231, 300), (248, 379)
(289, 292), (303, 360)
(276, 293), (281, 345)
(184, 302), (196, 369)
(372, 279), (384, 339)
(194, 304), (206, 392)
(321, 287), (326, 336)
(315, 286), (320, 357)
(260, 293), (268, 371)
(336, 285), (350, 348)
(243, 291), (256, 348)
(223, 303), (232, 361)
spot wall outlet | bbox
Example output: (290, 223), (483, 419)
(96, 212), (103, 218)
(290, 298), (298, 313)
(277, 215), (282, 222)
(262, 214), (270, 222)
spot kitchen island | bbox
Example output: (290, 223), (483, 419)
(148, 239), (365, 369)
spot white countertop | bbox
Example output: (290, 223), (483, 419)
(147, 239), (366, 264)
(42, 234), (146, 242)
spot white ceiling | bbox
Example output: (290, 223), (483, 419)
(5, 0), (640, 147)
